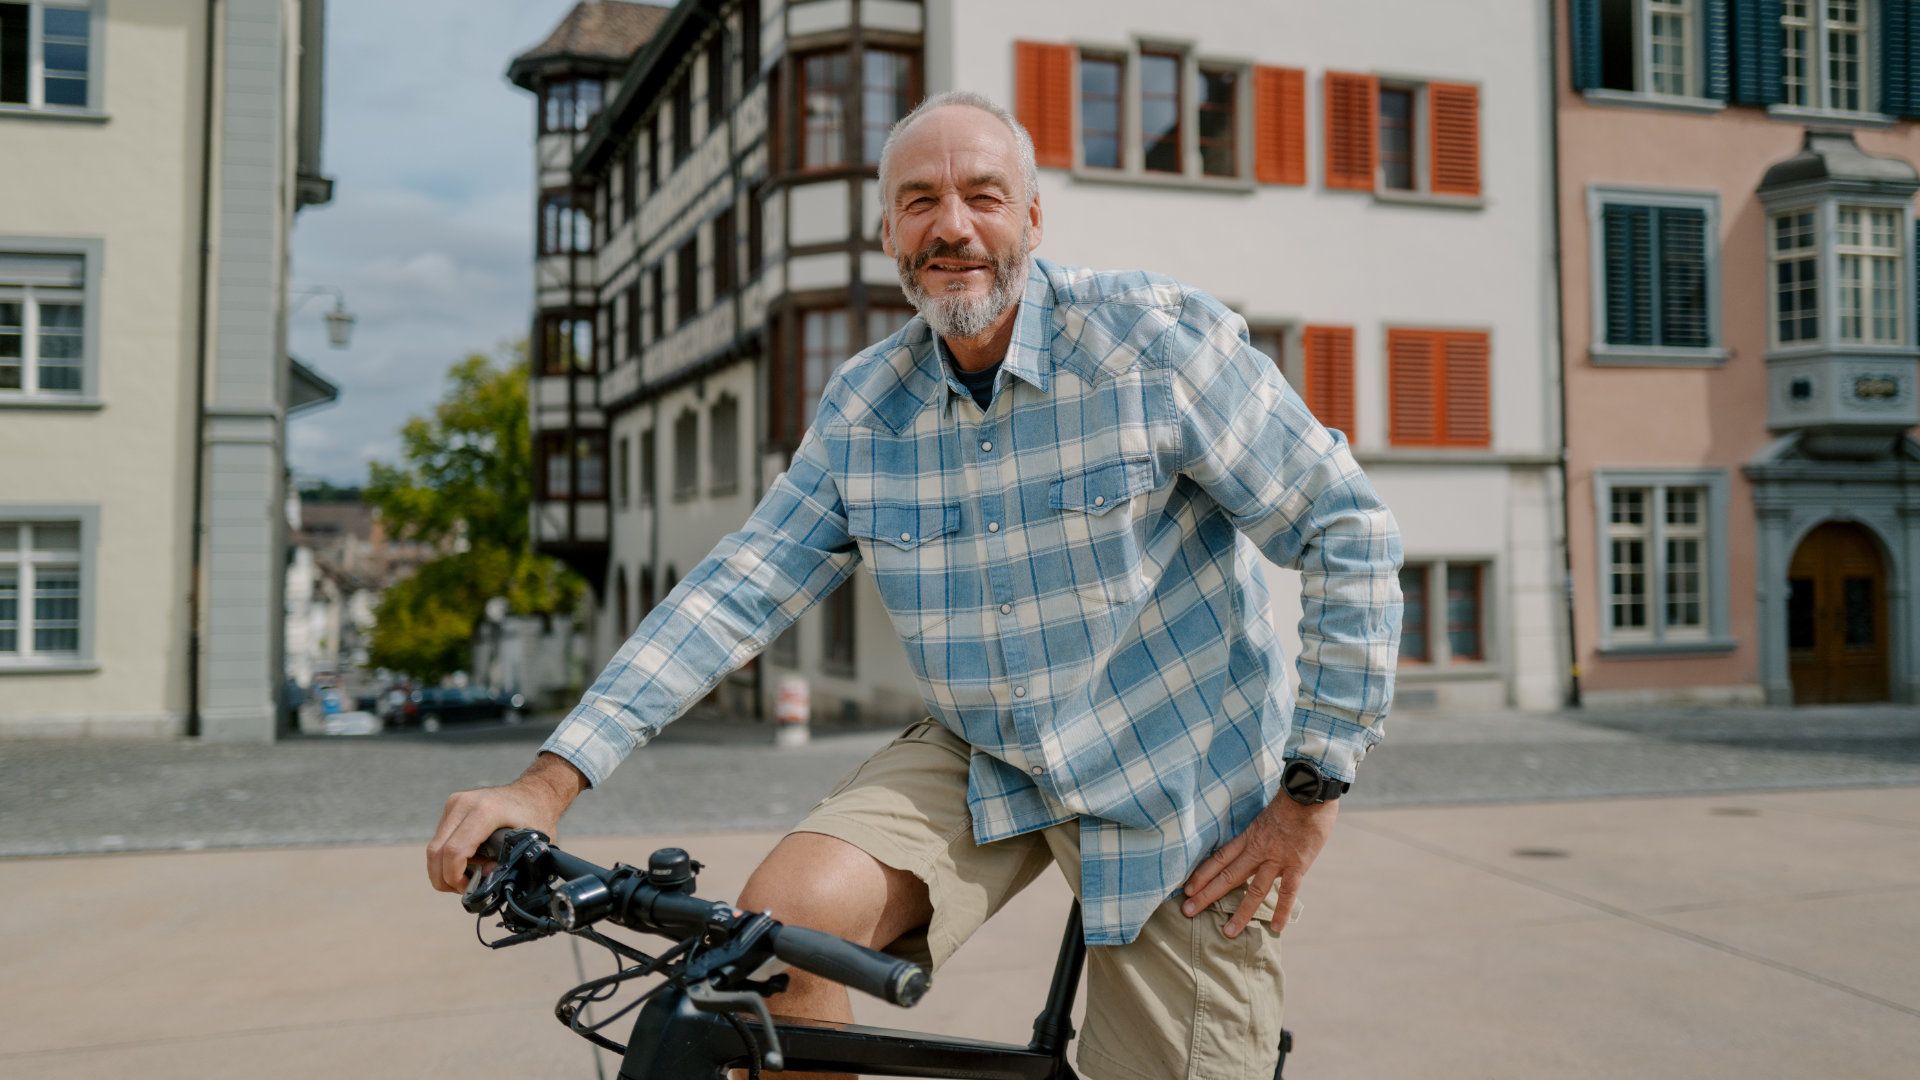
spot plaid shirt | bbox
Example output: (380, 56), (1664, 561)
(545, 259), (1403, 945)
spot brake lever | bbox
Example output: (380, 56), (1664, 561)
(686, 981), (786, 1072)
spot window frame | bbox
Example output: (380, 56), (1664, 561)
(709, 393), (740, 497)
(1394, 557), (1495, 670)
(1777, 0), (1877, 116)
(1765, 194), (1915, 356)
(0, 236), (102, 405)
(1068, 40), (1254, 188)
(799, 307), (851, 428)
(674, 235), (700, 327)
(1585, 186), (1726, 367)
(860, 46), (919, 167)
(1593, 469), (1734, 654)
(537, 312), (594, 376)
(0, 0), (103, 116)
(538, 191), (593, 256)
(0, 507), (98, 672)
(616, 434), (631, 510)
(671, 407), (699, 501)
(821, 577), (856, 676)
(638, 427), (656, 506)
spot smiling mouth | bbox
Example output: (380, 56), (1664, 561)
(925, 262), (984, 273)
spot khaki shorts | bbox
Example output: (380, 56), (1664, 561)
(792, 718), (1291, 1080)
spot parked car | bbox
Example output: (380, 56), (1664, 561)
(400, 687), (529, 732)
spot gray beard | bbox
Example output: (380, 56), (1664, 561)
(898, 232), (1029, 341)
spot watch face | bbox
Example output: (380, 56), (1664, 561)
(1283, 761), (1323, 802)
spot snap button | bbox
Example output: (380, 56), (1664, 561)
(899, 531), (912, 543)
(987, 521), (1000, 533)
(1093, 495), (1105, 507)
(1030, 765), (1044, 776)
(1013, 685), (1026, 698)
(999, 603), (1012, 615)
(980, 440), (992, 452)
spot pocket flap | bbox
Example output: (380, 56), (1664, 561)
(1049, 457), (1155, 515)
(848, 502), (961, 550)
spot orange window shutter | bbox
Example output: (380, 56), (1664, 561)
(1439, 331), (1491, 447)
(1387, 329), (1438, 446)
(1014, 41), (1074, 169)
(1323, 72), (1378, 191)
(1302, 324), (1356, 439)
(1427, 82), (1482, 197)
(1253, 66), (1307, 185)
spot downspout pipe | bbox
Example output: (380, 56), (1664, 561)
(1547, 0), (1582, 708)
(187, 0), (221, 738)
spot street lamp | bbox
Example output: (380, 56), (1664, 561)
(290, 284), (357, 349)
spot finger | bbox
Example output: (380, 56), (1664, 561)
(433, 802), (482, 893)
(1269, 873), (1304, 935)
(1183, 852), (1258, 916)
(1183, 838), (1243, 897)
(444, 802), (512, 893)
(1223, 865), (1279, 939)
(426, 798), (470, 892)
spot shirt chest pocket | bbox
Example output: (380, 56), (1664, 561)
(1049, 457), (1157, 607)
(846, 502), (963, 640)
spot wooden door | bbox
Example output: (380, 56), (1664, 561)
(1787, 522), (1890, 704)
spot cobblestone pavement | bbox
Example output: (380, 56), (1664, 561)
(2, 704), (1916, 857)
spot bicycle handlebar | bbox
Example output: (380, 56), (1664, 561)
(469, 828), (930, 1008)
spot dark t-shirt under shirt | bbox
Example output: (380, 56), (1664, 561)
(949, 356), (1001, 411)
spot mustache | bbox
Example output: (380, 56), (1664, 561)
(908, 240), (996, 274)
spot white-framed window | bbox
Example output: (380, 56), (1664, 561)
(0, 1), (97, 112)
(0, 241), (97, 401)
(1836, 205), (1904, 344)
(1770, 208), (1820, 345)
(1781, 0), (1872, 113)
(1595, 471), (1731, 652)
(0, 510), (95, 670)
(1594, 0), (1707, 99)
(1072, 42), (1249, 183)
(1587, 187), (1722, 364)
(1397, 559), (1493, 668)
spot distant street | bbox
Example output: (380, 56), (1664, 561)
(3, 704), (1918, 858)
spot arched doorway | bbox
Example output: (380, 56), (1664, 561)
(1787, 522), (1890, 704)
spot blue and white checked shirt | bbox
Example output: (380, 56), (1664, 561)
(544, 259), (1403, 945)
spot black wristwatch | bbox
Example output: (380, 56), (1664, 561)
(1281, 758), (1350, 806)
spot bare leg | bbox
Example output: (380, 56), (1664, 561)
(730, 831), (933, 1080)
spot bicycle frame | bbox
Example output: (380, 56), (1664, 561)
(614, 903), (1088, 1079)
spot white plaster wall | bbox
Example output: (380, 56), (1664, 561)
(0, 1), (206, 735)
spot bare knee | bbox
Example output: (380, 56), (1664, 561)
(738, 832), (932, 950)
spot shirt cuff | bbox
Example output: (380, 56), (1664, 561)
(539, 700), (654, 788)
(1285, 707), (1382, 784)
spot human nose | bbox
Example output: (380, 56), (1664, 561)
(929, 193), (976, 249)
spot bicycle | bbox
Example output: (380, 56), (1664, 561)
(462, 827), (1292, 1078)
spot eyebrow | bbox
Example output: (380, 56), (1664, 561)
(893, 172), (1014, 204)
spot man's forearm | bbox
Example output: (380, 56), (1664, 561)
(520, 751), (590, 816)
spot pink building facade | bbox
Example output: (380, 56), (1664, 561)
(1557, 0), (1920, 705)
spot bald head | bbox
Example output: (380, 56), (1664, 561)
(876, 91), (1040, 212)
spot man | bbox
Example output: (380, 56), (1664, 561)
(429, 90), (1401, 1079)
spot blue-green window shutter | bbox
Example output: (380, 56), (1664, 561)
(1657, 208), (1711, 347)
(1882, 0), (1918, 117)
(1730, 0), (1784, 105)
(1604, 205), (1656, 346)
(1704, 0), (1732, 100)
(1913, 217), (1919, 346)
(1571, 0), (1603, 91)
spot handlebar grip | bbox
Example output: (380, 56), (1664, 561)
(771, 925), (930, 1007)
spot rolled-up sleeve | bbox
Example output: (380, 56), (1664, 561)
(541, 414), (859, 786)
(1169, 293), (1403, 782)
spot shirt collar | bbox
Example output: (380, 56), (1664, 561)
(931, 258), (1056, 418)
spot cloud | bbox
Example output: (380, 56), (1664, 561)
(288, 0), (581, 485)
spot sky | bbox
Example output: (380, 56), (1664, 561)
(287, 0), (589, 486)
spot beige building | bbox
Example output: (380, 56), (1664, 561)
(0, 0), (334, 738)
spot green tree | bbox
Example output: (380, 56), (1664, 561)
(364, 346), (583, 682)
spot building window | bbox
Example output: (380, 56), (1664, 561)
(639, 427), (656, 506)
(862, 48), (917, 165)
(1596, 472), (1729, 650)
(575, 433), (607, 499)
(538, 314), (593, 375)
(707, 29), (728, 129)
(1387, 328), (1491, 448)
(1782, 0), (1870, 112)
(0, 2), (94, 111)
(746, 188), (765, 278)
(542, 77), (604, 133)
(1196, 65), (1239, 178)
(1397, 560), (1489, 667)
(672, 408), (699, 500)
(1, 245), (95, 399)
(1139, 50), (1182, 173)
(1771, 209), (1820, 344)
(1591, 191), (1718, 360)
(1378, 86), (1416, 191)
(675, 236), (699, 326)
(611, 292), (629, 364)
(768, 623), (798, 666)
(800, 50), (852, 168)
(710, 394), (740, 495)
(538, 433), (570, 498)
(1836, 205), (1904, 344)
(540, 193), (593, 255)
(823, 579), (856, 675)
(672, 77), (693, 165)
(866, 305), (913, 344)
(801, 309), (850, 427)
(627, 281), (643, 359)
(646, 118), (660, 190)
(0, 516), (90, 664)
(1593, 0), (1703, 97)
(1079, 53), (1124, 170)
(616, 435), (631, 509)
(712, 206), (737, 299)
(649, 266), (665, 342)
